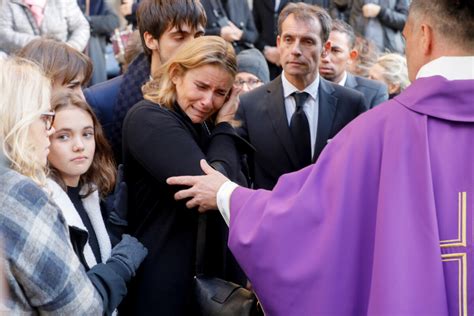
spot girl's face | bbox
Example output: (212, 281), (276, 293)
(48, 106), (95, 187)
(29, 112), (56, 166)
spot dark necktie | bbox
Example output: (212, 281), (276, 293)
(290, 92), (311, 168)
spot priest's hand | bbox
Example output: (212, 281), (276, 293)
(167, 160), (229, 212)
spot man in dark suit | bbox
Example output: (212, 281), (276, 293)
(238, 2), (367, 190)
(84, 0), (206, 162)
(319, 19), (388, 108)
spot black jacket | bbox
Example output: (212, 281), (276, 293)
(237, 76), (367, 190)
(121, 101), (247, 315)
(69, 225), (129, 316)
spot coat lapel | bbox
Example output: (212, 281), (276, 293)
(264, 77), (301, 169)
(344, 72), (358, 90)
(314, 79), (337, 162)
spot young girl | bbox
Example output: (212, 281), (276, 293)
(46, 90), (147, 315)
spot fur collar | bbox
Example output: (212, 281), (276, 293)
(46, 179), (112, 267)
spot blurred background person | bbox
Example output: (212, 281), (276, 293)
(0, 56), (102, 314)
(368, 53), (409, 98)
(319, 19), (388, 108)
(120, 30), (143, 73)
(121, 36), (248, 315)
(78, 0), (120, 85)
(252, 0), (288, 80)
(347, 35), (380, 78)
(347, 0), (409, 54)
(201, 0), (258, 54)
(0, 0), (90, 55)
(120, 0), (141, 28)
(235, 48), (270, 93)
(329, 0), (351, 22)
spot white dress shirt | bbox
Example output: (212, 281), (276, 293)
(274, 0), (281, 11)
(336, 71), (348, 86)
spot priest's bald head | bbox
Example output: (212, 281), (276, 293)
(403, 0), (474, 81)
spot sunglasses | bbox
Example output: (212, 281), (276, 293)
(40, 112), (55, 131)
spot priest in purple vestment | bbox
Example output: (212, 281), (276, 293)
(167, 1), (474, 314)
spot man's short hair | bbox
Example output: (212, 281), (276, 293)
(409, 0), (474, 50)
(278, 2), (332, 44)
(331, 19), (356, 49)
(137, 0), (207, 57)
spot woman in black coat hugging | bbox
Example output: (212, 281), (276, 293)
(121, 36), (247, 315)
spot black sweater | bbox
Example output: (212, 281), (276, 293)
(121, 100), (247, 315)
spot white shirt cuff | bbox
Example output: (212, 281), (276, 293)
(216, 180), (239, 226)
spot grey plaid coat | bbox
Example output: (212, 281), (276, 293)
(0, 153), (102, 314)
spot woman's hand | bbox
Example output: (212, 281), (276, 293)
(215, 85), (241, 124)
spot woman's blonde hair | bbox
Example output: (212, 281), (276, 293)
(143, 36), (237, 109)
(375, 53), (410, 93)
(0, 57), (51, 185)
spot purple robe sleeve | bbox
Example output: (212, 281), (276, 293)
(227, 90), (452, 315)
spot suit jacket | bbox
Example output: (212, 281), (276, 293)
(345, 72), (388, 108)
(237, 76), (367, 190)
(84, 75), (122, 142)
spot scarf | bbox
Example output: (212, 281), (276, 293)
(23, 0), (47, 27)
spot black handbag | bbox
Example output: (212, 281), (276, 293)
(194, 214), (263, 316)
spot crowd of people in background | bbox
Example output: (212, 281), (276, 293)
(0, 0), (472, 315)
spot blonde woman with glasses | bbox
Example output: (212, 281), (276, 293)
(0, 57), (102, 314)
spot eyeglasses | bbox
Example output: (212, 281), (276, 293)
(234, 78), (262, 88)
(40, 112), (55, 131)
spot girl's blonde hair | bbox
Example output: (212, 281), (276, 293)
(0, 57), (51, 185)
(143, 35), (237, 109)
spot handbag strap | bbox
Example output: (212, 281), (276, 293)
(195, 213), (207, 275)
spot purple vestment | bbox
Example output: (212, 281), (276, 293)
(228, 76), (473, 315)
